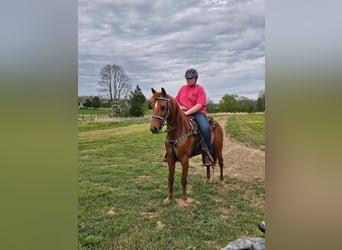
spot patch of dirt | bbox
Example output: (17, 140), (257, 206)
(174, 197), (201, 209)
(221, 117), (265, 182)
(218, 207), (231, 219)
(135, 175), (157, 182)
(105, 207), (117, 216)
(155, 221), (165, 229)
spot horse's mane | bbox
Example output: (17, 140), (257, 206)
(167, 95), (191, 131)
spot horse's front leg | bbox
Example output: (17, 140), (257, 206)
(164, 160), (176, 205)
(206, 166), (211, 182)
(180, 158), (189, 204)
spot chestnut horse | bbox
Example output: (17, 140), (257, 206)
(150, 87), (224, 205)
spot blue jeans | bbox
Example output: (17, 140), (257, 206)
(193, 112), (213, 155)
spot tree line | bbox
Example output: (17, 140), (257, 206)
(78, 85), (146, 117)
(211, 92), (265, 113)
(78, 64), (265, 117)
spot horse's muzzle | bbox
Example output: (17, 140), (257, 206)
(150, 126), (161, 134)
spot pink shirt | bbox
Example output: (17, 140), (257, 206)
(175, 84), (207, 114)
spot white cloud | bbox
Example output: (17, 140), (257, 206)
(78, 0), (265, 102)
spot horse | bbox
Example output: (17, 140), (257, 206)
(149, 87), (224, 205)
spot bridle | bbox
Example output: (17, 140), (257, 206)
(151, 96), (171, 131)
(151, 95), (197, 143)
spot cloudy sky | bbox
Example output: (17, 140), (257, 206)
(78, 0), (264, 103)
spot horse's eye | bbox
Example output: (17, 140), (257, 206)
(160, 105), (166, 111)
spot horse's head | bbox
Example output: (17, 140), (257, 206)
(150, 87), (171, 134)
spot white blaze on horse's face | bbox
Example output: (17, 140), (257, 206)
(154, 100), (158, 109)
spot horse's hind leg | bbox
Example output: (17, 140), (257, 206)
(214, 142), (224, 183)
(213, 127), (224, 183)
(218, 152), (224, 183)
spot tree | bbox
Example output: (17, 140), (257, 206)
(97, 64), (132, 105)
(92, 96), (101, 109)
(129, 85), (146, 117)
(82, 99), (91, 109)
(255, 91), (265, 112)
(147, 99), (153, 110)
(206, 98), (215, 113)
(77, 96), (82, 106)
(238, 96), (255, 113)
(218, 94), (239, 112)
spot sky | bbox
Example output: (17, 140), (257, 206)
(78, 0), (265, 103)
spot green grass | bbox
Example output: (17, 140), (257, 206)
(226, 114), (265, 147)
(78, 117), (151, 132)
(78, 107), (153, 116)
(78, 107), (153, 123)
(78, 116), (265, 249)
(78, 107), (110, 115)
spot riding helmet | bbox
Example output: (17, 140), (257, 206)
(185, 68), (198, 79)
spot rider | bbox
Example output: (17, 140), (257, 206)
(163, 68), (214, 166)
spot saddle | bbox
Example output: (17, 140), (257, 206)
(208, 116), (218, 129)
(189, 116), (218, 161)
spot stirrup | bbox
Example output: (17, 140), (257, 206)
(207, 152), (214, 163)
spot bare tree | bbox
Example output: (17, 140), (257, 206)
(97, 64), (132, 104)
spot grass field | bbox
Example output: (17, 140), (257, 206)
(78, 114), (265, 249)
(226, 114), (265, 148)
(78, 117), (151, 132)
(78, 107), (153, 122)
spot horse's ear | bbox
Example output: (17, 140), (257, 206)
(161, 87), (167, 97)
(151, 88), (156, 94)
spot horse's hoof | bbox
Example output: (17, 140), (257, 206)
(179, 199), (188, 207)
(163, 197), (171, 205)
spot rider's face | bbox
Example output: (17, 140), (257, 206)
(186, 77), (196, 86)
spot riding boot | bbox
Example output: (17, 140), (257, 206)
(201, 151), (214, 167)
(199, 138), (214, 166)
